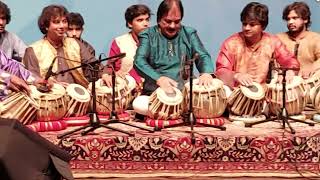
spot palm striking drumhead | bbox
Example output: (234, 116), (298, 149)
(156, 87), (183, 105)
(240, 82), (265, 100)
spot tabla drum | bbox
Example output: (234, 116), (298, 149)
(124, 75), (137, 106)
(183, 78), (227, 118)
(311, 84), (320, 113)
(0, 92), (39, 125)
(266, 76), (307, 116)
(92, 78), (130, 114)
(148, 87), (183, 120)
(228, 82), (265, 116)
(64, 83), (90, 117)
(30, 83), (67, 121)
(306, 70), (320, 104)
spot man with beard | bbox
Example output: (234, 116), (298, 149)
(0, 1), (27, 62)
(23, 5), (95, 88)
(277, 2), (320, 79)
(134, 0), (214, 95)
(102, 4), (151, 88)
(66, 12), (95, 56)
(215, 2), (299, 88)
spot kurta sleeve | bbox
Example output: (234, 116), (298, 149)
(215, 40), (237, 87)
(273, 36), (300, 69)
(134, 31), (161, 81)
(23, 47), (42, 78)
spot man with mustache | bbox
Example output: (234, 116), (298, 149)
(277, 2), (320, 79)
(66, 12), (95, 56)
(23, 5), (95, 88)
(0, 1), (27, 62)
(215, 2), (299, 88)
(134, 0), (214, 95)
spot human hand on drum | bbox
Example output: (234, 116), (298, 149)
(233, 72), (254, 86)
(156, 76), (178, 94)
(8, 75), (31, 94)
(101, 74), (112, 87)
(198, 73), (213, 87)
(299, 69), (314, 79)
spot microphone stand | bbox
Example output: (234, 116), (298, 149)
(245, 68), (315, 134)
(176, 54), (226, 144)
(57, 54), (154, 139)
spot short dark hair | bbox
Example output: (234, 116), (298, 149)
(282, 2), (311, 28)
(67, 12), (84, 27)
(240, 2), (269, 30)
(125, 4), (151, 28)
(0, 1), (11, 24)
(157, 0), (184, 23)
(38, 4), (68, 34)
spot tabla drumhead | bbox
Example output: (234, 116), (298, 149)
(66, 84), (90, 102)
(240, 82), (265, 100)
(156, 87), (183, 105)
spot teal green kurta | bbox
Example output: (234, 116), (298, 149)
(134, 25), (214, 95)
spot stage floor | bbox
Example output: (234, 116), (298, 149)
(40, 118), (320, 179)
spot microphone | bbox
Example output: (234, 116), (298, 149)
(266, 59), (274, 83)
(37, 57), (57, 93)
(181, 53), (200, 80)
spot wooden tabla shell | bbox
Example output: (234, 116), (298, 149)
(183, 78), (227, 118)
(228, 82), (265, 116)
(91, 78), (130, 113)
(65, 83), (90, 117)
(30, 83), (67, 121)
(266, 76), (307, 116)
(124, 75), (137, 106)
(0, 92), (39, 125)
(305, 70), (320, 104)
(311, 84), (320, 113)
(148, 87), (183, 120)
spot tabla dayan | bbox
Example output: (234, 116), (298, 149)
(228, 82), (265, 116)
(306, 70), (320, 104)
(30, 83), (67, 121)
(148, 87), (183, 120)
(183, 78), (227, 118)
(266, 76), (307, 116)
(64, 83), (91, 117)
(0, 92), (39, 125)
(91, 77), (130, 114)
(124, 75), (137, 106)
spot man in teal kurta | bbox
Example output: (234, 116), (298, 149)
(134, 0), (214, 95)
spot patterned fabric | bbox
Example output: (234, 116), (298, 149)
(0, 50), (35, 100)
(39, 121), (320, 178)
(215, 32), (300, 88)
(277, 31), (320, 74)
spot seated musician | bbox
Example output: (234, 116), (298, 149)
(0, 1), (27, 62)
(134, 0), (213, 95)
(23, 5), (95, 88)
(277, 2), (320, 79)
(132, 0), (214, 121)
(0, 49), (46, 100)
(102, 4), (151, 89)
(215, 2), (300, 89)
(66, 12), (95, 56)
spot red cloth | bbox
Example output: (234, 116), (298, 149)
(145, 117), (226, 129)
(27, 120), (67, 132)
